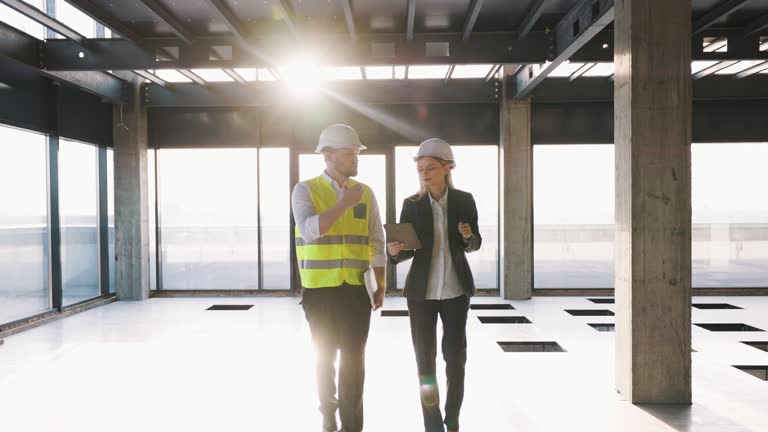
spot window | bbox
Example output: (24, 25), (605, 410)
(259, 148), (291, 289)
(59, 139), (99, 305)
(0, 125), (49, 324)
(533, 145), (615, 289)
(55, 0), (96, 38)
(692, 143), (768, 287)
(395, 146), (499, 289)
(157, 149), (260, 290)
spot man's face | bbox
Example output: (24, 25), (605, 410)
(326, 148), (360, 177)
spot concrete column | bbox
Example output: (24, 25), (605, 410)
(499, 66), (533, 300)
(614, 0), (692, 403)
(113, 75), (150, 301)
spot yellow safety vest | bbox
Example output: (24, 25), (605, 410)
(295, 176), (372, 288)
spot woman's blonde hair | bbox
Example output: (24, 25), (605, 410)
(412, 156), (454, 200)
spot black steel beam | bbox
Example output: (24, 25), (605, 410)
(223, 68), (247, 84)
(177, 69), (206, 86)
(43, 70), (126, 102)
(693, 0), (749, 35)
(137, 0), (195, 44)
(461, 0), (485, 40)
(1, 0), (84, 42)
(514, 0), (614, 99)
(693, 29), (768, 61)
(531, 75), (768, 102)
(274, 0), (298, 36)
(0, 21), (40, 65)
(693, 60), (737, 79)
(735, 60), (768, 78)
(207, 0), (250, 45)
(407, 0), (416, 41)
(144, 80), (499, 107)
(342, 0), (357, 40)
(42, 32), (552, 70)
(744, 14), (768, 35)
(443, 64), (455, 84)
(132, 70), (167, 86)
(518, 0), (551, 39)
(64, 0), (143, 41)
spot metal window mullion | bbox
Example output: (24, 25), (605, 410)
(256, 144), (263, 290)
(97, 147), (109, 295)
(385, 144), (397, 292)
(289, 147), (299, 292)
(48, 134), (62, 311)
(45, 0), (56, 39)
(154, 149), (164, 290)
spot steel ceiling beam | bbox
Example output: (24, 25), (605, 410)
(0, 0), (84, 43)
(693, 0), (750, 35)
(461, 0), (485, 40)
(518, 0), (552, 39)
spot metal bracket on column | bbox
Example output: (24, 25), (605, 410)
(513, 0), (614, 100)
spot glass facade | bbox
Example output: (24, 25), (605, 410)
(533, 145), (615, 289)
(260, 148), (291, 289)
(157, 149), (260, 290)
(0, 125), (50, 324)
(59, 139), (100, 306)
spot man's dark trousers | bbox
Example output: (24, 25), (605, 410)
(302, 283), (372, 432)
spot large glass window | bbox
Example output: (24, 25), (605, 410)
(157, 149), (260, 290)
(59, 139), (99, 305)
(395, 146), (499, 289)
(533, 145), (615, 289)
(0, 125), (49, 325)
(692, 143), (768, 287)
(260, 148), (291, 289)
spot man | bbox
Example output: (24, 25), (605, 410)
(292, 124), (386, 432)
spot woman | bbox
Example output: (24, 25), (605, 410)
(387, 138), (481, 432)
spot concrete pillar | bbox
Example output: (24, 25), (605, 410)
(499, 66), (533, 300)
(113, 75), (151, 301)
(614, 0), (692, 403)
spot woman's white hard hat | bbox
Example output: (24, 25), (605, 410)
(315, 124), (367, 153)
(415, 138), (455, 168)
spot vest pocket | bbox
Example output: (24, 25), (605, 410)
(353, 203), (367, 219)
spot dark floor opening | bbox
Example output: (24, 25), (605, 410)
(497, 341), (566, 352)
(741, 341), (768, 352)
(695, 323), (764, 332)
(733, 366), (768, 381)
(692, 303), (742, 310)
(470, 304), (515, 310)
(206, 305), (253, 311)
(566, 309), (615, 316)
(589, 323), (615, 332)
(381, 310), (409, 317)
(478, 316), (532, 324)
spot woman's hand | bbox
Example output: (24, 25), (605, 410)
(387, 241), (405, 257)
(458, 222), (473, 240)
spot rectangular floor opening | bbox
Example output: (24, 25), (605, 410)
(381, 310), (409, 317)
(588, 298), (615, 304)
(478, 316), (531, 324)
(695, 323), (764, 332)
(497, 341), (566, 352)
(566, 309), (615, 316)
(470, 304), (514, 310)
(741, 341), (768, 352)
(733, 366), (768, 381)
(692, 303), (742, 310)
(589, 323), (615, 332)
(206, 305), (253, 311)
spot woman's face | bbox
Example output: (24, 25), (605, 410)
(417, 157), (450, 189)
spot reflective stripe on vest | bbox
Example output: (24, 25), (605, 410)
(295, 176), (371, 288)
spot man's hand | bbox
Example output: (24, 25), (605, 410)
(339, 182), (364, 210)
(373, 287), (385, 310)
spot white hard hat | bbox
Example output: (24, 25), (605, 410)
(316, 124), (367, 153)
(415, 138), (455, 168)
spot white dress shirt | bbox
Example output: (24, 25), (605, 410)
(424, 191), (464, 300)
(291, 171), (386, 268)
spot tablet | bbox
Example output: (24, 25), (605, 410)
(384, 223), (422, 250)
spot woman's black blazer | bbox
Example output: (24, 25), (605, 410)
(388, 187), (482, 300)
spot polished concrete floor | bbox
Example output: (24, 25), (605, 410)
(1, 295), (767, 432)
